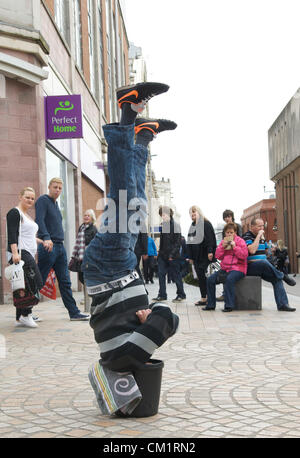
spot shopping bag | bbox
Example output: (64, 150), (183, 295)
(5, 261), (25, 291)
(40, 269), (56, 300)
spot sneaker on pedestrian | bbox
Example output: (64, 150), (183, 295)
(216, 295), (224, 302)
(31, 314), (43, 322)
(282, 274), (296, 287)
(19, 315), (38, 328)
(70, 313), (90, 321)
(172, 296), (186, 303)
(135, 118), (177, 136)
(117, 82), (169, 112)
(152, 296), (167, 302)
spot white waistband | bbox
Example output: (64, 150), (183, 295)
(86, 270), (139, 296)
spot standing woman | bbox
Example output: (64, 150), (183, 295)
(6, 187), (44, 328)
(275, 240), (290, 274)
(69, 209), (97, 284)
(186, 206), (216, 306)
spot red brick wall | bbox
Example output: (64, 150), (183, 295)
(0, 78), (45, 300)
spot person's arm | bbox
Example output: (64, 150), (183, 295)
(205, 221), (216, 261)
(233, 238), (249, 259)
(247, 230), (264, 254)
(215, 241), (226, 260)
(35, 197), (53, 252)
(7, 209), (21, 264)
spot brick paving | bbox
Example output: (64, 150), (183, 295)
(1, 276), (300, 438)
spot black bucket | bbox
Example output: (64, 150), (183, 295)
(115, 359), (164, 418)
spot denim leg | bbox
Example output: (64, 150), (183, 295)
(247, 261), (288, 308)
(38, 244), (80, 317)
(224, 271), (244, 309)
(207, 271), (218, 308)
(82, 123), (148, 286)
(52, 245), (80, 317)
(129, 143), (148, 252)
(157, 257), (168, 299)
(169, 260), (186, 298)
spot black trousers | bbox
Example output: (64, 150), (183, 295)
(16, 250), (43, 320)
(193, 262), (208, 298)
(142, 256), (155, 282)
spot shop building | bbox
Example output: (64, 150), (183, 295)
(268, 88), (300, 274)
(0, 0), (129, 302)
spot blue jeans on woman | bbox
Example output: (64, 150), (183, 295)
(207, 270), (245, 310)
(247, 260), (288, 309)
(82, 123), (148, 286)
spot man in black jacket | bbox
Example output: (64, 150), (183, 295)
(153, 206), (186, 302)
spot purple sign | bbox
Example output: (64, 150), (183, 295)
(45, 94), (83, 139)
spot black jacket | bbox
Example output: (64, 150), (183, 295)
(158, 218), (182, 260)
(79, 223), (97, 246)
(134, 232), (148, 258)
(186, 219), (216, 268)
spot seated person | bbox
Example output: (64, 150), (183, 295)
(203, 222), (248, 312)
(243, 218), (296, 312)
(82, 81), (179, 372)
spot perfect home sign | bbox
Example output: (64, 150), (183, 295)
(45, 95), (83, 139)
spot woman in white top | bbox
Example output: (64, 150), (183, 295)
(6, 187), (44, 328)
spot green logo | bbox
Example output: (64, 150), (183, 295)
(54, 100), (74, 115)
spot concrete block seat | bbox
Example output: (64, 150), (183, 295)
(234, 276), (262, 310)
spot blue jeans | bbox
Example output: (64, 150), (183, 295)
(82, 123), (148, 286)
(207, 270), (245, 309)
(37, 243), (80, 318)
(157, 257), (186, 299)
(247, 260), (288, 309)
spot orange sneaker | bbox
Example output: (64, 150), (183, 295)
(135, 118), (177, 135)
(117, 82), (169, 112)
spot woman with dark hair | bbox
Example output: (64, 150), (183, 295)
(186, 206), (216, 306)
(204, 222), (248, 312)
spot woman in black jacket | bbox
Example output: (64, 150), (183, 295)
(186, 206), (216, 306)
(69, 209), (97, 284)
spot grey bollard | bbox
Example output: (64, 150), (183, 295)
(234, 276), (262, 310)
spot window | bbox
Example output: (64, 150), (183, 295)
(74, 0), (83, 69)
(105, 0), (113, 119)
(87, 0), (96, 95)
(98, 0), (106, 114)
(54, 0), (70, 44)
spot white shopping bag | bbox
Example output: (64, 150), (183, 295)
(5, 261), (25, 291)
(192, 264), (198, 279)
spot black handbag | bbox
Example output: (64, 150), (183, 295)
(68, 257), (82, 272)
(216, 269), (228, 284)
(13, 266), (40, 309)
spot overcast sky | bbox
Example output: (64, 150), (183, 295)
(122, 0), (299, 236)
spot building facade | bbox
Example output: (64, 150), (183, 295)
(0, 0), (129, 302)
(268, 88), (300, 273)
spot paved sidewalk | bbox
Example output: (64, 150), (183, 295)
(1, 276), (300, 438)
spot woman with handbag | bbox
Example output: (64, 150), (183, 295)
(68, 209), (97, 283)
(186, 206), (217, 306)
(203, 222), (248, 312)
(6, 187), (44, 327)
